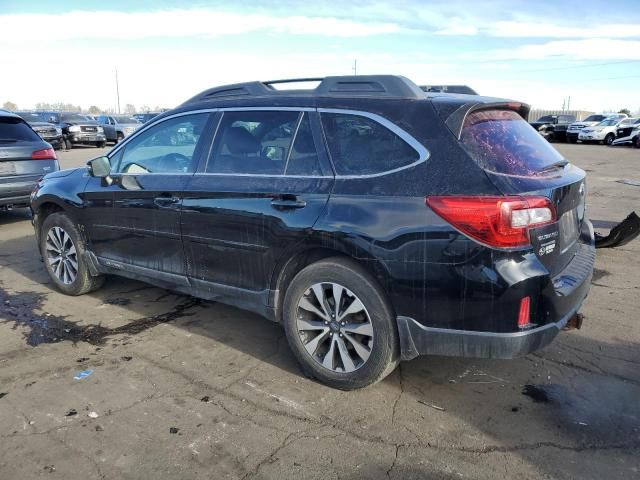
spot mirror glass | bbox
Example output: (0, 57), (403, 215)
(88, 156), (111, 177)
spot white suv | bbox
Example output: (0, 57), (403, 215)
(567, 113), (627, 143)
(578, 117), (627, 145)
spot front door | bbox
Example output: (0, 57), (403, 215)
(181, 109), (334, 296)
(81, 113), (213, 280)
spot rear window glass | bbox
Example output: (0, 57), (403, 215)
(0, 118), (41, 142)
(460, 110), (566, 177)
(321, 113), (419, 175)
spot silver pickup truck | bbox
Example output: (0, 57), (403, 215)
(96, 115), (142, 144)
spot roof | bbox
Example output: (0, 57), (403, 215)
(0, 109), (21, 119)
(182, 75), (426, 106)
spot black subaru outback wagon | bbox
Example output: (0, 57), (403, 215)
(31, 76), (594, 390)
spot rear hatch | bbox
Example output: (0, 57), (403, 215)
(459, 109), (587, 275)
(0, 117), (58, 196)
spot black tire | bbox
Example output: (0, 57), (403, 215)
(64, 138), (73, 150)
(116, 133), (124, 143)
(567, 136), (576, 144)
(96, 141), (106, 148)
(283, 257), (399, 390)
(40, 212), (105, 296)
(603, 133), (615, 146)
(633, 136), (640, 149)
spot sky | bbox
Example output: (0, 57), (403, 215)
(1, 0), (639, 113)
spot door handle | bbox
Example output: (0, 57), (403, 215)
(154, 194), (180, 208)
(271, 195), (306, 209)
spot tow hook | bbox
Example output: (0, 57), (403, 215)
(563, 312), (584, 331)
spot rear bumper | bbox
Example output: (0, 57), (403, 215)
(397, 235), (595, 361)
(397, 305), (582, 361)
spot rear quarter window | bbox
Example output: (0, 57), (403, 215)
(460, 109), (567, 177)
(0, 118), (42, 142)
(321, 112), (420, 175)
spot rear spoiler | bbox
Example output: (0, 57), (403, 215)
(431, 99), (531, 139)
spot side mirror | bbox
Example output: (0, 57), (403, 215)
(262, 145), (285, 162)
(88, 156), (111, 178)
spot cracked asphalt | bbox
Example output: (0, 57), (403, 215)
(1, 144), (639, 479)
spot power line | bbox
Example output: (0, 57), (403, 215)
(518, 59), (640, 73)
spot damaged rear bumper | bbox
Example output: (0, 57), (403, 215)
(397, 306), (584, 361)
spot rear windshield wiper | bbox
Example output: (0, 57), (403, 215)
(539, 160), (569, 173)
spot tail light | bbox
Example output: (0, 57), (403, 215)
(31, 148), (57, 160)
(426, 196), (556, 248)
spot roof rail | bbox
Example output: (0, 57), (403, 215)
(182, 75), (426, 105)
(420, 85), (478, 95)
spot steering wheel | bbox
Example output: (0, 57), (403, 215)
(157, 152), (191, 173)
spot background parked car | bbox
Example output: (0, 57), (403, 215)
(37, 112), (107, 149)
(612, 118), (640, 146)
(567, 113), (628, 143)
(0, 109), (59, 210)
(132, 112), (161, 123)
(15, 111), (64, 150)
(96, 115), (142, 144)
(578, 117), (627, 145)
(528, 114), (575, 142)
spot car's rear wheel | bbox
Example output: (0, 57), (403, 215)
(283, 257), (399, 390)
(633, 136), (640, 149)
(96, 141), (106, 148)
(40, 212), (104, 296)
(603, 133), (615, 146)
(116, 132), (124, 143)
(64, 138), (73, 150)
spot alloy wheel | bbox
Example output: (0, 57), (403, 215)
(45, 226), (78, 285)
(295, 282), (374, 373)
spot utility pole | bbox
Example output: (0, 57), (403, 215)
(352, 59), (357, 76)
(115, 68), (121, 114)
(567, 96), (571, 111)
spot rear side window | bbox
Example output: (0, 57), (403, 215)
(321, 113), (420, 175)
(460, 110), (566, 177)
(0, 118), (41, 142)
(207, 110), (300, 175)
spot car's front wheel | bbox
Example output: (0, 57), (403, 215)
(603, 133), (615, 146)
(40, 212), (105, 296)
(283, 257), (399, 390)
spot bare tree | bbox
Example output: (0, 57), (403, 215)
(88, 105), (102, 114)
(2, 101), (17, 111)
(618, 108), (631, 116)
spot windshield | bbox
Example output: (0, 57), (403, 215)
(596, 119), (618, 127)
(460, 109), (567, 177)
(114, 116), (140, 124)
(60, 113), (91, 123)
(536, 116), (555, 122)
(583, 115), (605, 122)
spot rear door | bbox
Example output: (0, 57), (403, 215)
(0, 117), (57, 202)
(82, 113), (213, 279)
(181, 109), (334, 294)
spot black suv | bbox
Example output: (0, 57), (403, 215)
(30, 76), (594, 389)
(37, 112), (107, 149)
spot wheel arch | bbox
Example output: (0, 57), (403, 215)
(269, 244), (394, 324)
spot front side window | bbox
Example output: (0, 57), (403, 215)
(114, 114), (208, 174)
(321, 113), (420, 175)
(460, 109), (566, 177)
(207, 110), (300, 174)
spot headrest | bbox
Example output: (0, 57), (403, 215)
(224, 126), (260, 154)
